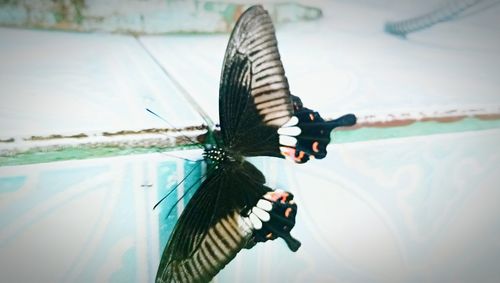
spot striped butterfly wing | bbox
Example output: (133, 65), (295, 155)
(219, 5), (293, 157)
(156, 161), (269, 283)
(156, 4), (358, 283)
(218, 5), (357, 160)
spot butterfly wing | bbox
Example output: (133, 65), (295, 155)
(278, 95), (357, 163)
(219, 5), (293, 157)
(156, 161), (269, 283)
(218, 5), (356, 160)
(157, 4), (357, 282)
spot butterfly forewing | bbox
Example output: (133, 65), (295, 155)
(219, 6), (293, 156)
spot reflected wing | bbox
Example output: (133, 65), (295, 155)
(156, 162), (269, 283)
(219, 5), (293, 157)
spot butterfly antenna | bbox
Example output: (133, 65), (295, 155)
(158, 151), (200, 163)
(153, 162), (201, 210)
(146, 108), (203, 148)
(164, 172), (207, 218)
(135, 36), (215, 129)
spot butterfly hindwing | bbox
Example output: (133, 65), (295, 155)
(278, 95), (357, 163)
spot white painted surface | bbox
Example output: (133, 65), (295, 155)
(0, 28), (202, 138)
(1, 1), (499, 138)
(219, 129), (500, 282)
(2, 129), (499, 282)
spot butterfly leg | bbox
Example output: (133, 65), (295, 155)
(242, 190), (301, 251)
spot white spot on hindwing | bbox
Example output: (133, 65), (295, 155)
(278, 116), (300, 149)
(278, 126), (301, 136)
(279, 135), (297, 147)
(242, 197), (273, 231)
(252, 206), (270, 222)
(282, 116), (299, 127)
(257, 199), (272, 211)
(249, 213), (262, 230)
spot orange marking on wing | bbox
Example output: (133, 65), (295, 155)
(280, 146), (296, 159)
(285, 208), (292, 218)
(264, 191), (280, 202)
(312, 141), (319, 152)
(280, 192), (289, 203)
(281, 192), (288, 203)
(309, 113), (315, 121)
(266, 232), (273, 239)
(294, 151), (305, 162)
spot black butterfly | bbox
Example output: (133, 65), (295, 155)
(156, 5), (356, 283)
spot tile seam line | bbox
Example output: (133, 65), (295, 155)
(2, 122), (499, 166)
(133, 35), (215, 129)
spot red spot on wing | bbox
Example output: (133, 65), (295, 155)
(280, 147), (295, 159)
(281, 147), (309, 163)
(294, 151), (305, 162)
(280, 193), (289, 203)
(312, 141), (319, 153)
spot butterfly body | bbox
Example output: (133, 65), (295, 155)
(203, 147), (230, 164)
(156, 5), (356, 283)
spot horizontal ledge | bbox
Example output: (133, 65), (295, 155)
(2, 108), (500, 166)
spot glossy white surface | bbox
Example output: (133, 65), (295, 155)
(0, 28), (202, 138)
(1, 129), (499, 282)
